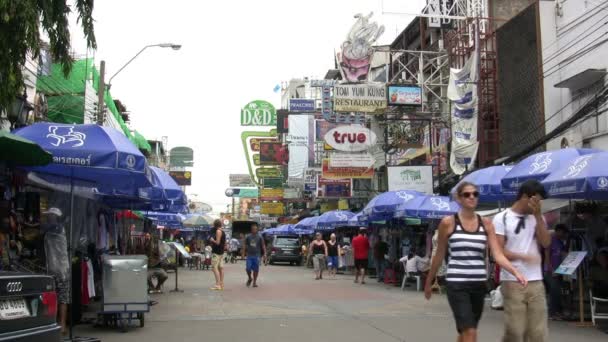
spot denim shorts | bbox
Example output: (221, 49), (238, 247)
(246, 256), (260, 272)
(327, 256), (339, 269)
(446, 281), (487, 333)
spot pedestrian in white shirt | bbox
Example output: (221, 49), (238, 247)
(493, 179), (551, 342)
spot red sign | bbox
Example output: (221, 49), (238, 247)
(322, 159), (373, 179)
(260, 142), (289, 165)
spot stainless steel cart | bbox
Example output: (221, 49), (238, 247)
(98, 255), (149, 332)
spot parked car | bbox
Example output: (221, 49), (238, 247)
(269, 235), (302, 266)
(0, 272), (61, 342)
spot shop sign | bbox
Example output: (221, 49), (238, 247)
(229, 174), (255, 187)
(260, 202), (284, 215)
(387, 166), (433, 194)
(262, 177), (283, 189)
(256, 167), (282, 178)
(225, 188), (259, 198)
(241, 100), (277, 126)
(387, 85), (422, 106)
(333, 83), (387, 113)
(277, 110), (289, 134)
(292, 202), (306, 210)
(322, 159), (374, 179)
(320, 202), (338, 213)
(338, 199), (349, 210)
(289, 99), (315, 112)
(260, 142), (289, 165)
(169, 147), (194, 167)
(555, 251), (587, 276)
(317, 175), (351, 198)
(310, 79), (338, 87)
(283, 188), (300, 199)
(169, 171), (192, 186)
(329, 153), (375, 168)
(324, 126), (377, 152)
(253, 153), (260, 166)
(250, 138), (277, 152)
(260, 188), (284, 201)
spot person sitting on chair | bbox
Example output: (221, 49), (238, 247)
(145, 234), (168, 293)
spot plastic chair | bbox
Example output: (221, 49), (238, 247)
(590, 289), (608, 326)
(400, 261), (422, 291)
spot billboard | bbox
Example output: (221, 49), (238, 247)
(260, 142), (289, 165)
(169, 147), (194, 167)
(387, 166), (433, 194)
(250, 138), (277, 152)
(317, 176), (351, 198)
(225, 188), (259, 198)
(169, 171), (192, 186)
(262, 177), (283, 189)
(289, 99), (315, 112)
(387, 85), (422, 106)
(229, 174), (255, 187)
(260, 202), (284, 215)
(256, 167), (282, 178)
(260, 188), (284, 201)
(241, 100), (277, 126)
(322, 159), (373, 179)
(333, 83), (387, 113)
(323, 125), (377, 152)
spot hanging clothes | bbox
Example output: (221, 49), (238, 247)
(80, 260), (89, 305)
(86, 259), (95, 298)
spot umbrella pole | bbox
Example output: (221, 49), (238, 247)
(68, 174), (74, 340)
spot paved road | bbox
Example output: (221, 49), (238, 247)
(75, 262), (607, 341)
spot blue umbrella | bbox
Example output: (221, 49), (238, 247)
(501, 148), (599, 194)
(143, 211), (183, 228)
(317, 210), (355, 230)
(452, 165), (515, 202)
(294, 216), (319, 230)
(362, 190), (423, 220)
(14, 123), (152, 193)
(149, 166), (186, 203)
(396, 195), (460, 219)
(542, 152), (608, 200)
(348, 212), (368, 226)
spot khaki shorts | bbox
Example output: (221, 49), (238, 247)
(212, 253), (224, 269)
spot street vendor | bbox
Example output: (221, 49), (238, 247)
(145, 234), (168, 293)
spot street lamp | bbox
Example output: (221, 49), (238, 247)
(7, 90), (34, 129)
(107, 43), (181, 88)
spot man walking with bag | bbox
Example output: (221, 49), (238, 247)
(493, 180), (551, 342)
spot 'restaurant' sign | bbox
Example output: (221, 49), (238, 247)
(333, 83), (387, 113)
(324, 125), (377, 152)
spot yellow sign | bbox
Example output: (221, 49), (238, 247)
(338, 199), (349, 210)
(320, 202), (338, 213)
(260, 202), (284, 215)
(260, 188), (284, 200)
(256, 167), (282, 178)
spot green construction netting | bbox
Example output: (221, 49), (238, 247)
(36, 58), (151, 153)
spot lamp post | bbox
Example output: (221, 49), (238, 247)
(107, 43), (181, 87)
(7, 90), (34, 130)
(97, 43), (181, 125)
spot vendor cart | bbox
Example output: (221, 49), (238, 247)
(98, 255), (149, 332)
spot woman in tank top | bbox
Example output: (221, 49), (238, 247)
(424, 182), (527, 342)
(327, 233), (341, 278)
(310, 233), (328, 280)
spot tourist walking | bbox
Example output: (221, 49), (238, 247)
(352, 227), (370, 284)
(494, 180), (551, 342)
(425, 182), (527, 342)
(327, 233), (340, 278)
(209, 219), (227, 290)
(243, 224), (266, 287)
(310, 233), (328, 280)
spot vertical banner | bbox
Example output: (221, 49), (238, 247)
(288, 115), (310, 179)
(448, 53), (479, 175)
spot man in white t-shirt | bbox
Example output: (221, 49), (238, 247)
(493, 180), (551, 342)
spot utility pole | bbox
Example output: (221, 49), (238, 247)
(97, 60), (106, 125)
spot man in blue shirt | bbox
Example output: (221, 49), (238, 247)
(242, 224), (266, 288)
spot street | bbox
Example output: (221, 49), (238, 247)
(75, 263), (607, 342)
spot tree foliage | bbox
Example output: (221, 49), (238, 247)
(0, 0), (96, 111)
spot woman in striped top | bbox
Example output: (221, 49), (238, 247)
(424, 182), (527, 342)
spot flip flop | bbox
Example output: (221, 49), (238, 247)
(252, 284), (258, 288)
(210, 285), (222, 291)
(246, 279), (252, 287)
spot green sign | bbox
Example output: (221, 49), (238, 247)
(405, 218), (422, 225)
(169, 146), (194, 167)
(241, 100), (277, 126)
(235, 188), (259, 198)
(256, 167), (282, 178)
(262, 177), (283, 189)
(253, 153), (260, 166)
(241, 129), (278, 187)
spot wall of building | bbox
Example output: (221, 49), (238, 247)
(490, 0), (536, 30)
(541, 0), (608, 151)
(497, 3), (545, 157)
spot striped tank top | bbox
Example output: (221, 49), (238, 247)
(446, 214), (488, 283)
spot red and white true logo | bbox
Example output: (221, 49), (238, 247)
(324, 126), (377, 152)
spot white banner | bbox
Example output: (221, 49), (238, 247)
(387, 166), (433, 194)
(329, 153), (376, 168)
(449, 53), (479, 175)
(288, 115), (310, 179)
(450, 142), (479, 175)
(333, 83), (387, 113)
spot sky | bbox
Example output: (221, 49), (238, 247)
(68, 0), (426, 213)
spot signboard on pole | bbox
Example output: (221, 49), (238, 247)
(329, 153), (376, 168)
(317, 176), (351, 198)
(322, 159), (373, 179)
(260, 202), (284, 215)
(241, 100), (277, 126)
(555, 251), (588, 276)
(169, 171), (192, 186)
(260, 142), (289, 165)
(333, 83), (387, 113)
(256, 168), (282, 178)
(169, 147), (194, 167)
(262, 177), (283, 189)
(289, 99), (315, 112)
(387, 166), (433, 193)
(387, 85), (423, 106)
(229, 174), (255, 187)
(260, 188), (284, 201)
(225, 188), (259, 198)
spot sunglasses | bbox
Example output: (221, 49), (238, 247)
(460, 191), (480, 199)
